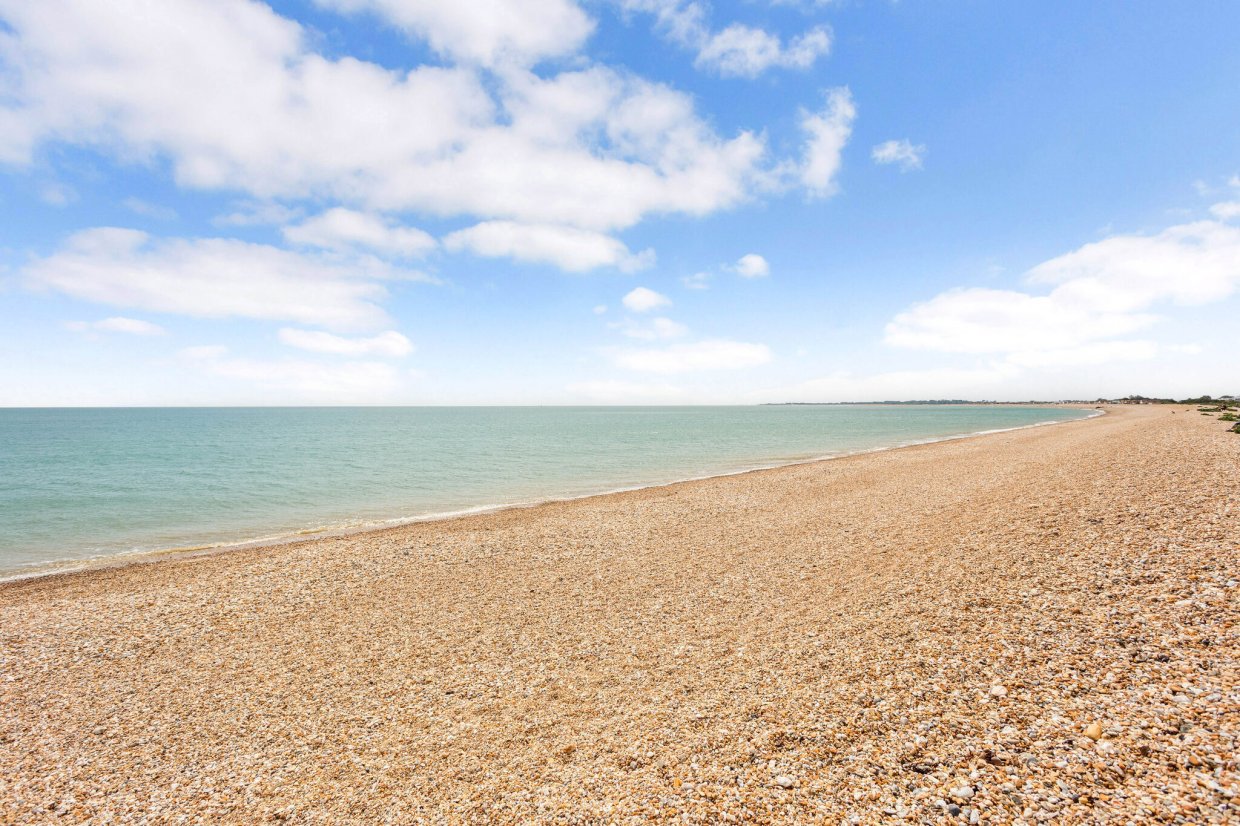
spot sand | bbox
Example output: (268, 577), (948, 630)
(1, 405), (1236, 824)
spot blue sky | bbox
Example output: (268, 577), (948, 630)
(1, 0), (1238, 405)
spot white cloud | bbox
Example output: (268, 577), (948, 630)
(421, 67), (767, 231)
(696, 24), (830, 78)
(0, 1), (493, 181)
(1210, 201), (1240, 221)
(733, 253), (770, 278)
(871, 139), (926, 171)
(593, 304), (608, 314)
(0, 3), (775, 233)
(25, 228), (407, 331)
(619, 316), (688, 340)
(622, 1), (831, 78)
(284, 208), (436, 258)
(777, 207), (1240, 404)
(885, 287), (1154, 355)
(180, 345), (403, 401)
(278, 328), (414, 357)
(611, 339), (771, 373)
(1026, 220), (1240, 310)
(65, 316), (166, 336)
(444, 221), (653, 272)
(681, 271), (712, 289)
(886, 218), (1240, 366)
(800, 87), (855, 198)
(314, 0), (594, 67)
(622, 286), (672, 313)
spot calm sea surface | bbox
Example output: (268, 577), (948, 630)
(0, 405), (1091, 577)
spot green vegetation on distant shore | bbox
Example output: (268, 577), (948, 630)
(1117, 395), (1238, 406)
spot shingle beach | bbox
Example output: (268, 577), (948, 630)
(1, 405), (1236, 824)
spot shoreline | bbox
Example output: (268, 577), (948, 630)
(0, 405), (1101, 587)
(2, 403), (1235, 822)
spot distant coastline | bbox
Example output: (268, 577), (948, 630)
(765, 393), (1237, 405)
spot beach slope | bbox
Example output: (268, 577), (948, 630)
(1, 406), (1236, 823)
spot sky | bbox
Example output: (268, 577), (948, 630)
(1, 0), (1238, 405)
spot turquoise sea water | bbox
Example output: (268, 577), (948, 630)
(0, 405), (1091, 577)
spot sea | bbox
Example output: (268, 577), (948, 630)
(0, 405), (1093, 578)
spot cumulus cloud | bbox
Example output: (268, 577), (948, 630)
(780, 208), (1240, 404)
(0, 2), (775, 237)
(444, 221), (653, 272)
(886, 218), (1240, 366)
(0, 1), (492, 182)
(733, 253), (770, 278)
(284, 209), (436, 258)
(278, 328), (414, 357)
(695, 24), (830, 77)
(871, 139), (926, 171)
(65, 316), (167, 336)
(885, 287), (1155, 355)
(1211, 201), (1240, 221)
(611, 339), (771, 373)
(25, 228), (407, 331)
(622, 1), (831, 78)
(0, 0), (858, 287)
(1026, 220), (1240, 309)
(622, 286), (672, 313)
(799, 87), (855, 198)
(430, 67), (767, 231)
(314, 0), (594, 67)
